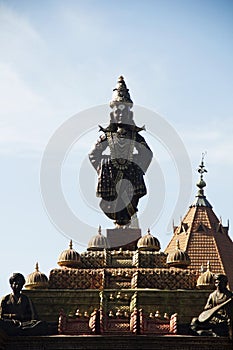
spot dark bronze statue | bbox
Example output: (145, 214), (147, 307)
(0, 273), (47, 335)
(89, 76), (153, 227)
(190, 274), (233, 337)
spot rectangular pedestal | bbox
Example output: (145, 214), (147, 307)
(106, 228), (141, 250)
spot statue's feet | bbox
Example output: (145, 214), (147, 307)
(114, 219), (131, 228)
(197, 330), (218, 337)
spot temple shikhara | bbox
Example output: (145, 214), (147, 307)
(1, 77), (233, 350)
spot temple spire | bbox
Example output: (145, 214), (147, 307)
(191, 153), (212, 208)
(196, 152), (207, 197)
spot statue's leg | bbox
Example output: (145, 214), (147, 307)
(190, 318), (217, 336)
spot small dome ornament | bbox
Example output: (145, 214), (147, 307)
(166, 240), (191, 268)
(196, 261), (215, 289)
(137, 229), (161, 251)
(25, 262), (49, 290)
(57, 240), (81, 268)
(87, 226), (110, 251)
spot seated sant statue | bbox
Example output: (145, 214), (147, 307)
(190, 274), (233, 337)
(0, 273), (47, 335)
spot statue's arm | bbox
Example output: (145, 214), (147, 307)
(134, 134), (153, 173)
(204, 293), (214, 310)
(0, 296), (17, 319)
(25, 295), (38, 320)
(89, 134), (108, 171)
(0, 297), (5, 318)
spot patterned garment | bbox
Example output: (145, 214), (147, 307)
(0, 293), (37, 322)
(89, 128), (152, 224)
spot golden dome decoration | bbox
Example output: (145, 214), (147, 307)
(196, 261), (215, 289)
(87, 226), (110, 251)
(57, 240), (81, 268)
(137, 229), (161, 251)
(25, 262), (49, 290)
(166, 240), (191, 268)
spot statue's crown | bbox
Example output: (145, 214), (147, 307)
(110, 76), (133, 108)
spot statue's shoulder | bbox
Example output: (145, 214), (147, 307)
(93, 133), (107, 146)
(208, 290), (217, 298)
(135, 132), (145, 141)
(0, 294), (11, 304)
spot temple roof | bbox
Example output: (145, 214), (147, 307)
(165, 156), (233, 289)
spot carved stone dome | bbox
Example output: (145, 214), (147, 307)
(166, 240), (191, 268)
(25, 263), (49, 289)
(58, 240), (81, 268)
(137, 229), (160, 251)
(196, 261), (215, 289)
(87, 226), (109, 251)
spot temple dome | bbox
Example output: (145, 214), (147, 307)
(166, 240), (191, 268)
(137, 229), (160, 251)
(87, 226), (109, 251)
(58, 240), (81, 268)
(196, 262), (215, 289)
(25, 263), (49, 289)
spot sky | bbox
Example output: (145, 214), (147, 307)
(0, 0), (233, 295)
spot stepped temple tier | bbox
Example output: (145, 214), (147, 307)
(1, 78), (233, 350)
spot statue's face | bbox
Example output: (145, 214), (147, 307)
(214, 276), (227, 290)
(11, 278), (24, 294)
(112, 104), (130, 124)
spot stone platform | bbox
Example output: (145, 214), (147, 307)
(3, 335), (232, 350)
(106, 228), (141, 249)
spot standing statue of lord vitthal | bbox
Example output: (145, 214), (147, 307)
(89, 76), (153, 227)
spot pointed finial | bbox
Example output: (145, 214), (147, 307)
(197, 152), (207, 177)
(200, 264), (204, 273)
(206, 261), (211, 271)
(98, 225), (102, 235)
(110, 76), (133, 108)
(69, 240), (73, 249)
(147, 228), (151, 235)
(176, 239), (180, 250)
(35, 262), (39, 272)
(196, 153), (208, 195)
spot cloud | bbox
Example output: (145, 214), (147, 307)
(0, 4), (43, 65)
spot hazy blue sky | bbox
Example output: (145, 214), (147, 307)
(0, 0), (233, 295)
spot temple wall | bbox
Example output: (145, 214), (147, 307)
(23, 289), (210, 324)
(23, 289), (100, 322)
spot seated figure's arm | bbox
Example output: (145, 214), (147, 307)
(21, 295), (38, 321)
(0, 296), (14, 319)
(0, 297), (5, 319)
(204, 294), (214, 310)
